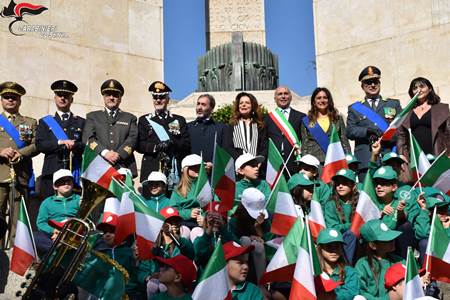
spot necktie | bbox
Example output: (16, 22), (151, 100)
(109, 110), (115, 118)
(8, 115), (15, 122)
(371, 99), (377, 110)
(61, 113), (69, 121)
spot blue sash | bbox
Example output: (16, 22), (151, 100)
(350, 102), (389, 132)
(42, 115), (80, 186)
(0, 114), (26, 148)
(41, 115), (69, 140)
(302, 116), (329, 153)
(145, 116), (170, 142)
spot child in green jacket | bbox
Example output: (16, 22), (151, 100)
(317, 228), (361, 300)
(287, 172), (318, 216)
(141, 171), (171, 213)
(355, 220), (403, 300)
(35, 169), (80, 257)
(295, 154), (331, 204)
(324, 168), (359, 264)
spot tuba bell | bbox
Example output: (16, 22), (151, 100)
(19, 178), (113, 299)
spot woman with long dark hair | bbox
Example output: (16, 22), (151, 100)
(397, 77), (450, 158)
(300, 87), (351, 163)
(222, 92), (268, 160)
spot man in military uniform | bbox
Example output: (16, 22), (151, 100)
(0, 82), (37, 247)
(346, 66), (402, 181)
(264, 86), (305, 175)
(36, 80), (85, 199)
(137, 81), (190, 189)
(83, 79), (138, 177)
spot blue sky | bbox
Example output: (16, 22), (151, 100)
(164, 0), (316, 100)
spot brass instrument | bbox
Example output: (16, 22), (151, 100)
(19, 178), (112, 299)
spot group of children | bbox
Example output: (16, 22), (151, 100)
(33, 144), (449, 299)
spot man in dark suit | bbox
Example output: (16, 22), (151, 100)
(36, 80), (85, 198)
(83, 79), (138, 177)
(187, 94), (223, 169)
(137, 81), (190, 190)
(346, 66), (402, 181)
(264, 86), (306, 175)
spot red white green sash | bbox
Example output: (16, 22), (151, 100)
(268, 108), (301, 147)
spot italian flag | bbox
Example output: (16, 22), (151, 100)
(212, 144), (236, 210)
(112, 181), (136, 246)
(404, 246), (425, 299)
(194, 160), (213, 208)
(350, 172), (381, 237)
(266, 173), (298, 236)
(409, 131), (431, 181)
(309, 189), (326, 240)
(420, 153), (450, 195)
(424, 208), (450, 283)
(260, 217), (304, 284)
(268, 109), (301, 148)
(10, 198), (37, 276)
(81, 146), (122, 189)
(321, 125), (348, 183)
(133, 195), (164, 260)
(289, 220), (321, 300)
(266, 138), (284, 188)
(381, 93), (419, 141)
(192, 242), (231, 300)
(101, 178), (122, 223)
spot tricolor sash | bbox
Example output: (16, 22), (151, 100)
(145, 116), (170, 142)
(301, 116), (329, 153)
(350, 102), (389, 132)
(0, 114), (26, 148)
(41, 115), (80, 186)
(41, 115), (69, 140)
(268, 109), (301, 147)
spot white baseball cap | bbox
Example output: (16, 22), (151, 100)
(53, 169), (73, 185)
(298, 154), (320, 169)
(181, 154), (202, 169)
(144, 171), (167, 185)
(235, 153), (265, 172)
(241, 187), (268, 220)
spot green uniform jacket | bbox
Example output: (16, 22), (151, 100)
(170, 178), (201, 220)
(324, 199), (352, 233)
(355, 255), (403, 300)
(143, 194), (171, 213)
(414, 209), (450, 240)
(36, 194), (80, 236)
(235, 178), (271, 203)
(232, 281), (263, 300)
(315, 179), (332, 205)
(329, 266), (360, 300)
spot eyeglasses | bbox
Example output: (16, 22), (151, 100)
(2, 94), (19, 101)
(363, 79), (380, 86)
(153, 95), (167, 100)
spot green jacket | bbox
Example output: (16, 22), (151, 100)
(231, 281), (263, 300)
(355, 255), (403, 300)
(36, 193), (80, 236)
(324, 199), (352, 234)
(235, 178), (271, 203)
(413, 209), (450, 240)
(315, 179), (332, 205)
(143, 194), (171, 213)
(152, 292), (192, 300)
(329, 266), (360, 300)
(170, 178), (201, 220)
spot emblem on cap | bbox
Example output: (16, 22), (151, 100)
(105, 215), (113, 223)
(329, 229), (338, 237)
(380, 223), (388, 231)
(338, 169), (346, 175)
(155, 82), (165, 92)
(232, 241), (242, 247)
(378, 167), (386, 175)
(346, 155), (353, 161)
(166, 207), (174, 214)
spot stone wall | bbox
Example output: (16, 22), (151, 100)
(313, 0), (450, 112)
(0, 0), (164, 177)
(206, 0), (266, 49)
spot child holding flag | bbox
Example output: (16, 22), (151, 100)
(141, 171), (171, 213)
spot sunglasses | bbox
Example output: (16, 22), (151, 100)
(363, 79), (380, 86)
(153, 95), (167, 100)
(2, 94), (19, 101)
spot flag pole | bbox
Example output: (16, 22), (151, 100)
(22, 196), (38, 261)
(209, 133), (218, 211)
(263, 146), (297, 209)
(408, 128), (423, 194)
(425, 206), (437, 273)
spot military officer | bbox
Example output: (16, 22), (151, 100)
(36, 80), (85, 199)
(0, 82), (38, 247)
(137, 81), (190, 190)
(83, 79), (138, 177)
(346, 66), (402, 181)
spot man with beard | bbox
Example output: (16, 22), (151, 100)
(187, 94), (223, 170)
